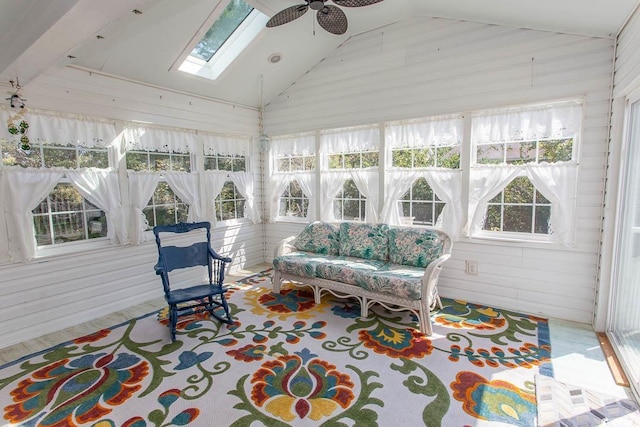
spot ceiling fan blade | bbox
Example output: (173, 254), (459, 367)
(266, 4), (309, 28)
(317, 5), (347, 35)
(332, 0), (383, 7)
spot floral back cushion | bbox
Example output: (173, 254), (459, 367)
(389, 228), (444, 268)
(293, 222), (340, 255)
(339, 223), (390, 261)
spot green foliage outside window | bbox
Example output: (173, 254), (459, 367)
(329, 151), (378, 169)
(1, 140), (108, 169)
(279, 180), (309, 217)
(204, 154), (246, 172)
(144, 182), (188, 228)
(214, 181), (246, 221)
(477, 138), (573, 165)
(484, 177), (551, 234)
(392, 146), (460, 168)
(126, 151), (190, 172)
(32, 183), (107, 246)
(277, 155), (315, 172)
(400, 178), (445, 226)
(334, 179), (365, 221)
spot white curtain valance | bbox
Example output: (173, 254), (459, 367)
(1, 108), (117, 148)
(320, 126), (380, 153)
(472, 100), (582, 143)
(202, 133), (252, 156)
(386, 116), (463, 149)
(124, 126), (197, 153)
(270, 134), (316, 156)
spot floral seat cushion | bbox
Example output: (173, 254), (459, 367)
(388, 227), (444, 268)
(338, 223), (389, 261)
(293, 222), (340, 255)
(356, 265), (425, 300)
(316, 257), (388, 285)
(273, 252), (342, 278)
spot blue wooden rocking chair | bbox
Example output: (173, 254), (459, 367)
(153, 222), (233, 341)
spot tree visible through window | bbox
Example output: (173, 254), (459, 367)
(329, 151), (378, 169)
(279, 180), (308, 217)
(144, 182), (188, 228)
(214, 181), (246, 221)
(400, 178), (445, 226)
(334, 179), (365, 221)
(392, 146), (460, 168)
(1, 140), (108, 168)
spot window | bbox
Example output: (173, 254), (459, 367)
(476, 138), (573, 165)
(329, 151), (378, 169)
(144, 183), (189, 228)
(334, 179), (365, 221)
(126, 150), (190, 172)
(392, 146), (460, 168)
(214, 181), (246, 221)
(1, 140), (109, 169)
(204, 153), (246, 171)
(483, 176), (551, 234)
(33, 183), (107, 246)
(400, 178), (445, 226)
(178, 0), (268, 80)
(279, 180), (309, 218)
(277, 154), (316, 172)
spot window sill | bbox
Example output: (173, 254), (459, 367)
(34, 238), (113, 261)
(274, 217), (311, 224)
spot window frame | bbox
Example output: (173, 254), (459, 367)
(213, 179), (247, 223)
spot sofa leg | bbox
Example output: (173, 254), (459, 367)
(419, 306), (433, 336)
(360, 297), (368, 318)
(273, 271), (282, 294)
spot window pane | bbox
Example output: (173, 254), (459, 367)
(33, 215), (51, 246)
(484, 205), (502, 231)
(401, 201), (411, 217)
(536, 190), (551, 204)
(540, 138), (573, 162)
(506, 142), (535, 164)
(412, 178), (433, 200)
(343, 199), (360, 220)
(233, 157), (246, 172)
(154, 206), (176, 226)
(149, 153), (171, 171)
(220, 201), (236, 220)
(343, 180), (360, 198)
(334, 200), (343, 219)
(436, 146), (460, 168)
(392, 150), (412, 168)
(290, 157), (304, 171)
(51, 184), (83, 212)
(477, 144), (503, 164)
(344, 153), (359, 168)
(277, 157), (289, 171)
(126, 152), (149, 171)
(218, 157), (234, 171)
(414, 148), (433, 168)
(171, 154), (191, 172)
(279, 199), (288, 216)
(204, 157), (217, 170)
(236, 200), (246, 217)
(190, 0), (254, 62)
(290, 180), (303, 197)
(535, 206), (551, 234)
(435, 201), (445, 222)
(79, 149), (108, 168)
(52, 212), (85, 243)
(304, 156), (316, 170)
(504, 177), (534, 203)
(503, 205), (533, 232)
(413, 202), (433, 225)
(177, 203), (189, 223)
(1, 140), (42, 168)
(152, 183), (175, 205)
(329, 154), (343, 169)
(43, 147), (76, 168)
(143, 207), (155, 228)
(361, 151), (378, 167)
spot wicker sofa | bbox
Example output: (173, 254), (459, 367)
(272, 221), (452, 335)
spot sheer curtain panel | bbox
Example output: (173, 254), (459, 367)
(230, 172), (260, 224)
(164, 172), (203, 222)
(128, 171), (160, 244)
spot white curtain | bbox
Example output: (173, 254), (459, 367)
(526, 162), (578, 246)
(466, 165), (522, 236)
(0, 171), (8, 263)
(123, 126), (197, 153)
(164, 172), (202, 223)
(3, 169), (63, 262)
(295, 172), (316, 221)
(381, 170), (419, 225)
(270, 134), (316, 156)
(350, 168), (380, 223)
(386, 115), (463, 148)
(205, 171), (230, 224)
(268, 174), (291, 222)
(202, 133), (251, 156)
(320, 126), (380, 153)
(0, 109), (117, 148)
(67, 168), (127, 244)
(128, 171), (160, 244)
(230, 171), (260, 224)
(472, 100), (582, 143)
(422, 169), (464, 239)
(320, 172), (347, 221)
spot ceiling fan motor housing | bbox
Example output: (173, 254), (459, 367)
(309, 0), (326, 10)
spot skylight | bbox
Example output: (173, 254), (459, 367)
(178, 0), (268, 81)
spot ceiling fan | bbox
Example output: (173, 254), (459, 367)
(266, 0), (383, 35)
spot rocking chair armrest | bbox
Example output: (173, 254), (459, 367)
(154, 262), (163, 275)
(208, 247), (232, 264)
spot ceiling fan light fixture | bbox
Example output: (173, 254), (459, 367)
(268, 53), (282, 63)
(309, 0), (325, 11)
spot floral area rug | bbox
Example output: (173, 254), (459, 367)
(1, 270), (552, 427)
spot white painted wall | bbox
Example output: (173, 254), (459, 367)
(264, 17), (615, 324)
(595, 4), (640, 330)
(0, 65), (264, 349)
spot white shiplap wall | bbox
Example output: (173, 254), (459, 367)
(264, 17), (615, 324)
(0, 67), (264, 349)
